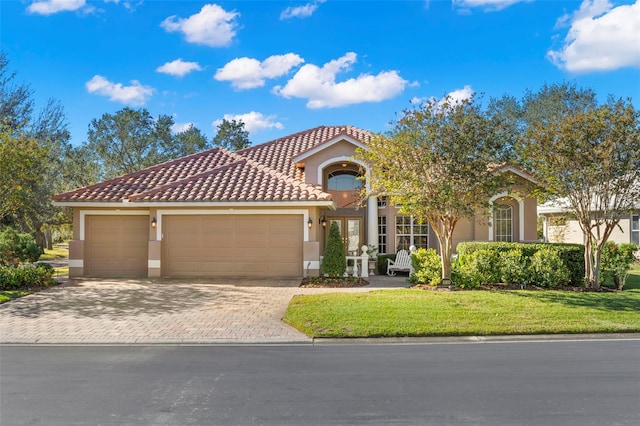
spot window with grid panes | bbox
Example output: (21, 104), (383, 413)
(495, 204), (513, 242)
(395, 216), (429, 251)
(632, 215), (639, 245)
(378, 216), (387, 254)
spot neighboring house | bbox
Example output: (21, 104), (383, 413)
(53, 125), (539, 279)
(539, 201), (640, 246)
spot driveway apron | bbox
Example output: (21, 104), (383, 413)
(0, 276), (408, 344)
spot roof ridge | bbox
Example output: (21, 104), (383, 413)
(128, 152), (245, 201)
(53, 147), (225, 201)
(226, 149), (319, 191)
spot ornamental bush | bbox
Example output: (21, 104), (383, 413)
(499, 248), (530, 286)
(409, 248), (442, 286)
(530, 248), (571, 288)
(0, 227), (42, 266)
(600, 242), (637, 290)
(456, 242), (584, 286)
(321, 221), (346, 277)
(0, 263), (55, 290)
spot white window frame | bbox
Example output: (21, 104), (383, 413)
(378, 216), (387, 254)
(395, 215), (429, 251)
(631, 214), (639, 246)
(495, 204), (513, 242)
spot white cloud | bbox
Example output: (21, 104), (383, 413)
(213, 112), (283, 134)
(161, 4), (239, 47)
(171, 122), (195, 133)
(27, 0), (88, 15)
(85, 75), (153, 106)
(273, 52), (408, 108)
(547, 0), (640, 73)
(280, 0), (325, 20)
(214, 53), (304, 90)
(452, 0), (529, 12)
(443, 85), (474, 105)
(156, 58), (203, 77)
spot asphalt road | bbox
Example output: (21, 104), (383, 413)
(1, 340), (639, 425)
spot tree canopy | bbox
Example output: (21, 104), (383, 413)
(520, 87), (639, 288)
(356, 94), (511, 285)
(85, 107), (211, 179)
(212, 118), (251, 151)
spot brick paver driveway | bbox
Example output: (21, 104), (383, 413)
(0, 276), (408, 344)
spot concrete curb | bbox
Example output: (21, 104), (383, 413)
(2, 333), (638, 346)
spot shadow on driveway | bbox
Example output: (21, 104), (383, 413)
(3, 278), (296, 319)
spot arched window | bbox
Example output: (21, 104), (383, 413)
(495, 204), (513, 242)
(327, 170), (361, 191)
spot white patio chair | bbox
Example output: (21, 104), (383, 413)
(387, 249), (412, 276)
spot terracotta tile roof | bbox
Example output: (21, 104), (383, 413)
(239, 125), (373, 181)
(53, 125), (372, 204)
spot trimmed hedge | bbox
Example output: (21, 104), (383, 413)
(456, 242), (584, 287)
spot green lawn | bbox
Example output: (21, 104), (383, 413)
(0, 291), (29, 304)
(624, 264), (640, 290)
(39, 245), (68, 261)
(284, 287), (640, 338)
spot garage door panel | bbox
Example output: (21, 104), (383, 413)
(85, 215), (148, 278)
(163, 215), (302, 277)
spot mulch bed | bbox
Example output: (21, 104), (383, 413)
(300, 277), (369, 288)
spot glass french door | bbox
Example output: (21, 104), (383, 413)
(328, 217), (362, 256)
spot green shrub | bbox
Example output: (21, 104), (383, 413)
(600, 242), (637, 290)
(409, 248), (442, 286)
(456, 242), (584, 286)
(321, 221), (346, 277)
(0, 264), (55, 290)
(0, 227), (42, 266)
(377, 254), (396, 275)
(530, 248), (571, 288)
(456, 248), (501, 286)
(499, 248), (531, 285)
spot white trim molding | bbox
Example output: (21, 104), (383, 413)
(68, 260), (84, 268)
(488, 192), (524, 242)
(293, 135), (367, 163)
(317, 156), (371, 191)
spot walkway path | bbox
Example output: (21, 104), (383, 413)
(0, 275), (409, 344)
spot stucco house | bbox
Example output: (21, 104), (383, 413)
(54, 125), (539, 279)
(539, 201), (640, 246)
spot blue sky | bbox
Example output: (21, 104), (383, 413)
(2, 0), (639, 146)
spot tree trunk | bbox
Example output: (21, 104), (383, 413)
(440, 233), (453, 287)
(584, 236), (596, 288)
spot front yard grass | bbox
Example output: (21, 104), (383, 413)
(283, 288), (640, 338)
(0, 291), (29, 304)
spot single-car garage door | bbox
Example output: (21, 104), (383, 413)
(85, 215), (149, 278)
(162, 215), (302, 277)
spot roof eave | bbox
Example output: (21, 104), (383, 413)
(53, 200), (336, 209)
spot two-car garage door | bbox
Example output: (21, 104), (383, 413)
(162, 215), (302, 277)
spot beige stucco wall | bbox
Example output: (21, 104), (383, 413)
(300, 139), (363, 186)
(545, 215), (634, 245)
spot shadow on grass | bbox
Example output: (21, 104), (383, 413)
(511, 289), (640, 312)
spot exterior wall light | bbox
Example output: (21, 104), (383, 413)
(320, 216), (327, 227)
(308, 217), (313, 228)
(151, 217), (157, 228)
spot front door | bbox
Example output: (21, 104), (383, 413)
(327, 217), (362, 256)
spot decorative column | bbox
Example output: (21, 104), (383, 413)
(367, 195), (378, 253)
